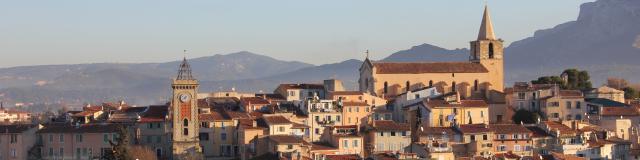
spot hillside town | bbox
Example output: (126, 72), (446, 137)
(2, 6), (640, 160)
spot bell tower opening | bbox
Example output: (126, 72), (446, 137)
(488, 43), (494, 59)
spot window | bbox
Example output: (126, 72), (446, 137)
(497, 145), (506, 151)
(343, 140), (349, 148)
(289, 91), (295, 96)
(391, 132), (396, 136)
(483, 134), (488, 140)
(517, 93), (525, 99)
(470, 135), (476, 141)
(474, 80), (479, 91)
(525, 145), (533, 151)
(183, 128), (189, 136)
(415, 94), (420, 99)
(401, 131), (407, 136)
(315, 116), (319, 122)
(76, 148), (81, 159)
(10, 134), (17, 143)
(498, 134), (506, 139)
(156, 148), (162, 158)
(315, 128), (319, 134)
(49, 147), (53, 156)
(75, 134), (83, 142)
(514, 145), (521, 151)
(480, 111), (484, 117)
(183, 119), (189, 127)
(566, 115), (572, 120)
(513, 134), (519, 139)
(201, 122), (209, 128)
(336, 116), (341, 122)
(406, 81), (410, 92)
(380, 132), (384, 136)
(221, 133), (227, 141)
(365, 107), (370, 112)
(576, 101), (581, 109)
(59, 148), (64, 157)
(451, 81), (456, 92)
(488, 43), (495, 58)
(552, 113), (559, 118)
(566, 101), (572, 109)
(575, 114), (582, 120)
(287, 144), (293, 149)
(103, 134), (109, 143)
(278, 126), (285, 132)
(429, 80), (433, 87)
(549, 102), (560, 107)
(348, 107), (352, 112)
(59, 134), (64, 143)
(353, 140), (359, 147)
(384, 82), (388, 94)
(355, 107), (359, 112)
(199, 133), (209, 141)
(10, 148), (16, 158)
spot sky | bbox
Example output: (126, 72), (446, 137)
(0, 0), (594, 68)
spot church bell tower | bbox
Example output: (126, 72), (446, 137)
(171, 56), (202, 158)
(470, 5), (504, 91)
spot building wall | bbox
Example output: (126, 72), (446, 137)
(542, 97), (586, 121)
(137, 122), (171, 159)
(425, 107), (489, 127)
(342, 105), (372, 126)
(40, 132), (117, 160)
(307, 112), (342, 142)
(0, 127), (37, 160)
(370, 131), (411, 154)
(365, 72), (492, 98)
(491, 133), (533, 156)
(333, 136), (364, 156)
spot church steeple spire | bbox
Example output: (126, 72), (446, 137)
(477, 5), (496, 40)
(176, 50), (195, 80)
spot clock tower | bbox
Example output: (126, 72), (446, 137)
(170, 56), (202, 158)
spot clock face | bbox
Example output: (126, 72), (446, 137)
(179, 94), (190, 103)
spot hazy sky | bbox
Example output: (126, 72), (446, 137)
(0, 0), (593, 67)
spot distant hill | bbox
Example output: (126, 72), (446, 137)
(504, 0), (640, 84)
(382, 43), (469, 62)
(0, 51), (312, 104)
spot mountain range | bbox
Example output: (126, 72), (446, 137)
(1, 0), (638, 106)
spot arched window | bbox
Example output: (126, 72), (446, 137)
(183, 119), (188, 127)
(474, 80), (479, 91)
(429, 80), (433, 87)
(406, 81), (410, 92)
(488, 43), (495, 59)
(452, 81), (456, 92)
(383, 82), (388, 94)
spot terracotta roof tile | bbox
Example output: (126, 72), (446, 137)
(372, 62), (488, 74)
(421, 127), (460, 136)
(600, 107), (640, 116)
(37, 123), (121, 133)
(458, 124), (491, 133)
(199, 112), (225, 122)
(263, 116), (292, 125)
(139, 105), (168, 123)
(277, 84), (324, 90)
(373, 120), (410, 131)
(324, 154), (361, 160)
(543, 121), (579, 136)
(331, 91), (364, 96)
(559, 90), (583, 99)
(241, 97), (270, 105)
(526, 126), (553, 138)
(342, 101), (370, 106)
(0, 124), (35, 133)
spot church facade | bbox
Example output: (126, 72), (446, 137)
(359, 6), (504, 101)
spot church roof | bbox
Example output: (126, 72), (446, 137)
(372, 62), (488, 74)
(176, 57), (195, 80)
(477, 5), (497, 40)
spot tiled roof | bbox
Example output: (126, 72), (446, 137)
(255, 93), (286, 101)
(0, 124), (35, 133)
(372, 120), (410, 131)
(457, 124), (491, 133)
(600, 107), (639, 116)
(543, 121), (579, 136)
(495, 152), (521, 159)
(199, 112), (225, 122)
(139, 105), (168, 123)
(241, 97), (270, 105)
(426, 99), (488, 108)
(526, 126), (553, 138)
(267, 135), (306, 144)
(263, 116), (292, 125)
(559, 90), (583, 99)
(342, 101), (369, 106)
(277, 84), (324, 90)
(291, 123), (310, 129)
(421, 127), (460, 136)
(330, 91), (364, 96)
(489, 124), (532, 134)
(324, 155), (361, 160)
(546, 152), (587, 160)
(511, 82), (556, 92)
(372, 62), (489, 74)
(37, 123), (121, 133)
(311, 142), (337, 151)
(71, 110), (99, 117)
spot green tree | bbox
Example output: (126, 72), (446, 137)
(562, 69), (592, 90)
(623, 87), (640, 99)
(531, 76), (565, 87)
(109, 125), (133, 160)
(512, 109), (540, 124)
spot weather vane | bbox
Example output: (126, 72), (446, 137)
(183, 49), (188, 58)
(365, 50), (370, 59)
